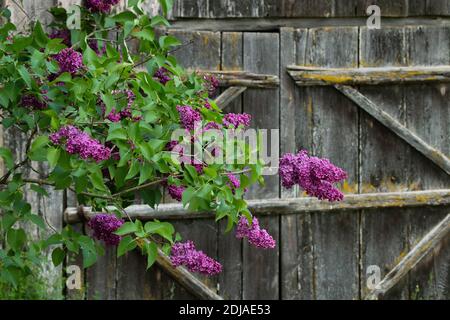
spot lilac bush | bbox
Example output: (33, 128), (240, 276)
(0, 0), (347, 285)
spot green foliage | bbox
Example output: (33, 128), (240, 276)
(0, 0), (265, 293)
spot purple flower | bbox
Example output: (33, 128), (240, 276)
(21, 92), (48, 110)
(50, 125), (111, 162)
(87, 214), (124, 246)
(53, 48), (84, 74)
(88, 39), (106, 55)
(223, 113), (251, 129)
(236, 216), (276, 249)
(227, 174), (240, 193)
(99, 90), (136, 122)
(85, 0), (120, 13)
(154, 67), (171, 85)
(203, 75), (219, 96)
(168, 185), (185, 202)
(177, 105), (202, 131)
(49, 29), (71, 46)
(280, 150), (347, 202)
(170, 241), (222, 276)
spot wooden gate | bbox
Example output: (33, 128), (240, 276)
(3, 0), (450, 300)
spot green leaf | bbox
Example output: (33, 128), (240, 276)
(158, 0), (174, 16)
(151, 16), (170, 27)
(82, 248), (97, 268)
(112, 11), (137, 23)
(24, 213), (46, 229)
(144, 241), (158, 269)
(51, 247), (65, 266)
(7, 228), (26, 251)
(159, 35), (181, 50)
(0, 147), (13, 170)
(125, 160), (140, 180)
(117, 235), (137, 257)
(114, 221), (137, 236)
(89, 169), (108, 192)
(47, 147), (61, 169)
(144, 221), (174, 243)
(107, 127), (128, 141)
(29, 136), (49, 161)
(17, 65), (32, 88)
(32, 21), (49, 47)
(181, 187), (195, 207)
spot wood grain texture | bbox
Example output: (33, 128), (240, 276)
(365, 214), (450, 300)
(403, 24), (450, 300)
(305, 27), (360, 300)
(242, 32), (280, 300)
(359, 26), (411, 300)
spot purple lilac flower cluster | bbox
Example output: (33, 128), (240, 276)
(85, 0), (120, 13)
(49, 29), (71, 46)
(203, 75), (219, 96)
(170, 241), (222, 276)
(53, 48), (84, 74)
(227, 174), (240, 193)
(177, 105), (202, 131)
(100, 90), (136, 122)
(49, 125), (112, 162)
(279, 150), (347, 202)
(87, 214), (124, 246)
(223, 113), (251, 129)
(168, 185), (185, 202)
(154, 67), (171, 85)
(236, 216), (276, 249)
(21, 92), (48, 110)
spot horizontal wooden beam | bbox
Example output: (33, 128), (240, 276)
(156, 248), (223, 300)
(196, 70), (279, 88)
(365, 213), (450, 300)
(214, 86), (247, 109)
(64, 189), (450, 224)
(288, 65), (450, 86)
(167, 17), (450, 32)
(336, 85), (450, 175)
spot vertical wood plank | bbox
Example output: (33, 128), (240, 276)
(359, 26), (411, 300)
(241, 32), (280, 300)
(356, 0), (408, 16)
(404, 25), (450, 300)
(305, 27), (360, 300)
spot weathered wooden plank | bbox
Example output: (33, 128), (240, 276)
(214, 86), (246, 109)
(195, 70), (279, 88)
(242, 32), (280, 300)
(359, 26), (411, 300)
(65, 189), (450, 223)
(303, 26), (360, 300)
(425, 0), (450, 16)
(279, 27), (301, 299)
(336, 85), (450, 176)
(356, 0), (409, 17)
(365, 214), (450, 300)
(216, 31), (244, 300)
(403, 24), (450, 300)
(288, 65), (450, 86)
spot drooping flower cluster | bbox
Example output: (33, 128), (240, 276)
(53, 48), (84, 74)
(168, 185), (185, 202)
(177, 105), (202, 131)
(87, 214), (124, 246)
(236, 216), (276, 249)
(223, 113), (251, 129)
(49, 125), (112, 162)
(49, 29), (71, 46)
(154, 67), (171, 85)
(170, 241), (222, 276)
(85, 0), (120, 13)
(279, 150), (347, 202)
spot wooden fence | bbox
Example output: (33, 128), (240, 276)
(2, 0), (450, 300)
